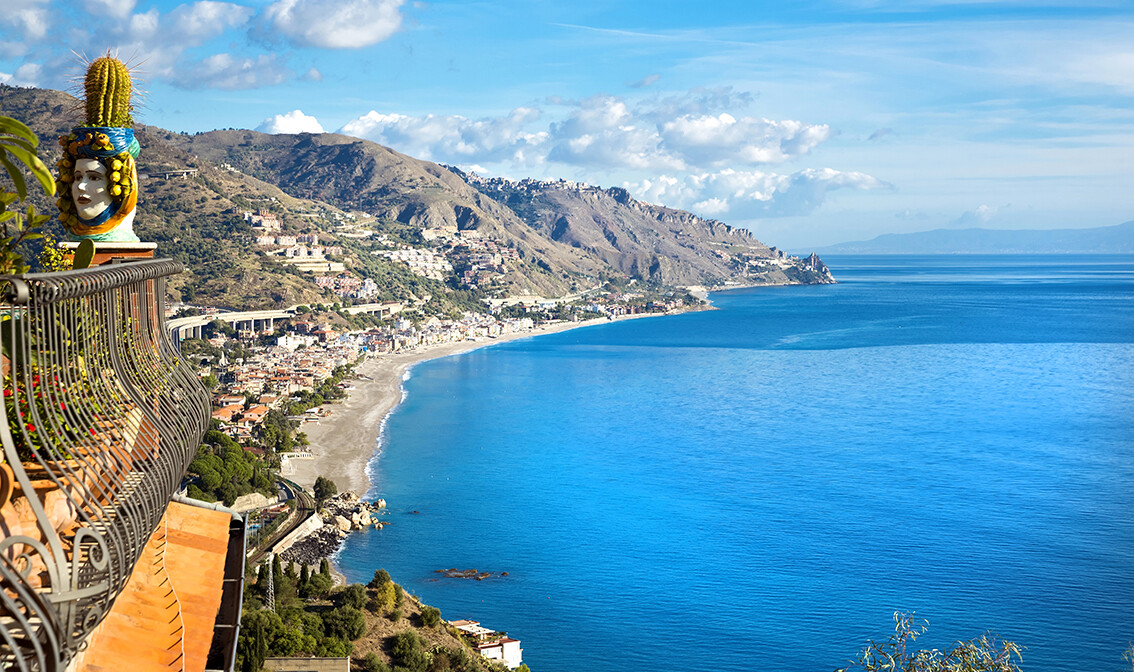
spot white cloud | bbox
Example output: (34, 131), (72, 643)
(168, 1), (254, 43)
(542, 92), (829, 172)
(0, 62), (42, 86)
(3, 0), (50, 40)
(43, 1), (258, 90)
(660, 113), (830, 166)
(1057, 50), (1134, 94)
(86, 0), (137, 20)
(339, 107), (546, 162)
(170, 53), (290, 90)
(257, 109), (325, 134)
(638, 86), (755, 120)
(547, 96), (684, 171)
(627, 168), (888, 219)
(950, 203), (1000, 227)
(263, 0), (405, 49)
(126, 8), (160, 40)
(338, 88), (833, 175)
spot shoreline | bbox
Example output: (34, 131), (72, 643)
(287, 311), (680, 496)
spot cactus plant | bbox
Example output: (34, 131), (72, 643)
(83, 56), (133, 128)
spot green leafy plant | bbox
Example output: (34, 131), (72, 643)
(3, 370), (82, 462)
(836, 612), (1023, 672)
(0, 115), (55, 274)
(313, 474), (337, 504)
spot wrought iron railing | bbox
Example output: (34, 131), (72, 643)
(0, 259), (210, 671)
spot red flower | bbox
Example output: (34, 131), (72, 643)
(25, 423), (35, 432)
(59, 402), (67, 411)
(2, 389), (10, 397)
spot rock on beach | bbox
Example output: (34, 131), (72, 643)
(279, 491), (384, 566)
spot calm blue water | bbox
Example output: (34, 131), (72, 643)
(338, 255), (1134, 671)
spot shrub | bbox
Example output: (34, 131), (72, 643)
(358, 652), (390, 672)
(314, 475), (338, 504)
(339, 583), (367, 610)
(317, 636), (352, 657)
(390, 630), (430, 672)
(371, 581), (396, 613)
(420, 605), (441, 628)
(301, 572), (334, 599)
(323, 606), (366, 641)
(837, 612), (1023, 672)
(369, 568), (392, 589)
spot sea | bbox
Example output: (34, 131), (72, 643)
(337, 254), (1134, 671)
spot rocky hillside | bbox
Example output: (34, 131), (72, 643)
(186, 129), (593, 296)
(186, 130), (832, 289)
(458, 170), (793, 286)
(0, 85), (485, 311)
(2, 84), (833, 310)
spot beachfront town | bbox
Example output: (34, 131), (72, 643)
(188, 292), (689, 447)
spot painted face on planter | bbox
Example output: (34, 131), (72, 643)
(72, 158), (112, 220)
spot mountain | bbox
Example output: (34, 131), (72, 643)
(454, 170), (807, 287)
(2, 84), (832, 310)
(184, 130), (830, 289)
(814, 222), (1134, 254)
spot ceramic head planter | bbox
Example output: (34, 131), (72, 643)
(55, 56), (141, 242)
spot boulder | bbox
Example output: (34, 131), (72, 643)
(333, 515), (351, 532)
(351, 510), (372, 528)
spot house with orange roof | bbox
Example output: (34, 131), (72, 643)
(212, 402), (246, 423)
(241, 404), (270, 424)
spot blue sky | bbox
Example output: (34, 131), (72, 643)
(3, 0), (1132, 249)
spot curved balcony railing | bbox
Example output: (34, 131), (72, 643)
(0, 259), (210, 671)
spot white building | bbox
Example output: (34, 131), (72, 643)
(276, 334), (318, 351)
(476, 638), (522, 668)
(450, 620), (523, 669)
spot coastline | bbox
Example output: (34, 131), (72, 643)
(287, 311), (678, 497)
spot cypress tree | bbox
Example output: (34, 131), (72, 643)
(272, 554), (283, 586)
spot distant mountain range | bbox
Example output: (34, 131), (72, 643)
(1, 84), (830, 310)
(813, 221), (1134, 254)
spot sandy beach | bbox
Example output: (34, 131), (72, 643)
(288, 313), (675, 496)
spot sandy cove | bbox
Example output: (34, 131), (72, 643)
(288, 312), (681, 496)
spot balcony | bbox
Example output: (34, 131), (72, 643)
(0, 259), (244, 672)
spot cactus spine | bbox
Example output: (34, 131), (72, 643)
(84, 56), (133, 127)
